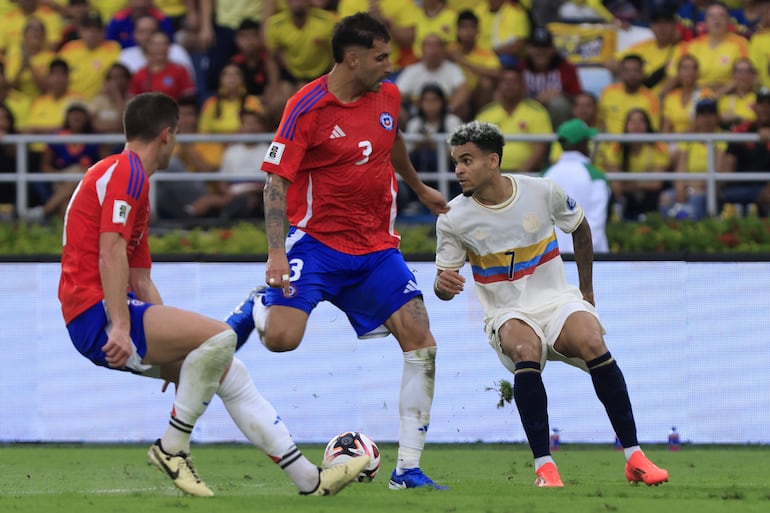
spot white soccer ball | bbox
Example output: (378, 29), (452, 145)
(322, 431), (381, 482)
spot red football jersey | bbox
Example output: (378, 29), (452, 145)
(262, 75), (401, 255)
(59, 150), (152, 324)
(129, 62), (196, 100)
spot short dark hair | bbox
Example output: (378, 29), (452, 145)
(621, 53), (645, 68)
(331, 12), (391, 63)
(448, 121), (505, 163)
(457, 9), (479, 26)
(238, 18), (261, 32)
(49, 58), (69, 74)
(123, 92), (179, 142)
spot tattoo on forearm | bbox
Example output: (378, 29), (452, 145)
(264, 178), (288, 250)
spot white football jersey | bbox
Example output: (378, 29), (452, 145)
(436, 174), (585, 317)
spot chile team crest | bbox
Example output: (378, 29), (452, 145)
(379, 112), (394, 131)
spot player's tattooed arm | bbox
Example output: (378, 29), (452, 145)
(264, 173), (289, 250)
(571, 217), (595, 305)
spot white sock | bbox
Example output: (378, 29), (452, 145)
(396, 347), (436, 473)
(535, 455), (555, 471)
(161, 329), (236, 454)
(624, 446), (642, 461)
(217, 357), (318, 492)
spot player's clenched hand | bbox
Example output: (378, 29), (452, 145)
(417, 186), (450, 215)
(266, 249), (292, 297)
(102, 328), (132, 368)
(435, 269), (465, 299)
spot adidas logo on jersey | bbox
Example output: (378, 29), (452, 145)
(329, 125), (346, 139)
(403, 280), (419, 294)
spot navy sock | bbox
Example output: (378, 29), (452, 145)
(513, 361), (550, 458)
(587, 352), (639, 448)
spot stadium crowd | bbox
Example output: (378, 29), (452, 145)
(1, 0), (770, 224)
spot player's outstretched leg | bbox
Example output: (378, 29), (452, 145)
(148, 439), (213, 497)
(225, 286), (266, 349)
(587, 352), (668, 486)
(389, 347), (448, 490)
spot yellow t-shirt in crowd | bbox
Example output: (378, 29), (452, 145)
(215, 0), (265, 29)
(198, 95), (263, 167)
(598, 83), (661, 134)
(718, 91), (757, 125)
(604, 141), (670, 172)
(661, 87), (713, 133)
(265, 7), (337, 80)
(472, 2), (530, 52)
(448, 43), (501, 91)
(413, 7), (458, 56)
(615, 39), (680, 95)
(3, 47), (55, 99)
(677, 140), (727, 174)
(25, 92), (84, 151)
(0, 6), (63, 52)
(155, 0), (188, 18)
(668, 33), (749, 89)
(58, 40), (122, 100)
(475, 99), (554, 172)
(3, 89), (32, 130)
(749, 30), (770, 88)
(338, 0), (419, 70)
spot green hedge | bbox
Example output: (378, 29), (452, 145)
(2, 214), (770, 256)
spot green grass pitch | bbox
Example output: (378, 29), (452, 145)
(1, 443), (768, 513)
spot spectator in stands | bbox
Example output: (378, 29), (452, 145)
(661, 98), (725, 220)
(24, 59), (84, 206)
(607, 7), (681, 96)
(611, 1), (655, 53)
(605, 108), (671, 221)
(264, 0), (336, 121)
(0, 0), (63, 53)
(25, 103), (105, 221)
(413, 0), (457, 58)
(475, 66), (554, 173)
(195, 0), (264, 96)
(397, 33), (470, 122)
(661, 54), (714, 134)
(58, 0), (92, 49)
(0, 62), (31, 131)
(720, 86), (770, 216)
(129, 31), (196, 100)
(734, 0), (767, 36)
(155, 0), (188, 32)
(0, 103), (17, 215)
(519, 26), (582, 129)
(89, 62), (131, 135)
(230, 19), (269, 99)
(674, 0), (746, 40)
(106, 0), (175, 49)
(749, 1), (770, 88)
(473, 0), (530, 68)
(119, 13), (195, 79)
(59, 11), (122, 101)
(404, 83), (462, 205)
(154, 96), (217, 220)
(719, 57), (759, 130)
(90, 0), (126, 27)
(668, 2), (749, 97)
(448, 10), (500, 120)
(214, 108), (271, 219)
(337, 0), (418, 76)
(573, 91), (599, 128)
(598, 54), (661, 134)
(199, 62), (264, 168)
(4, 16), (55, 99)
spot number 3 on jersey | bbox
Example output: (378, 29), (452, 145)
(356, 140), (372, 165)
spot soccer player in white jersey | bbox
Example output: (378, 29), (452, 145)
(433, 121), (669, 487)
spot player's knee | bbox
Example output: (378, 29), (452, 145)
(506, 340), (541, 363)
(261, 330), (301, 352)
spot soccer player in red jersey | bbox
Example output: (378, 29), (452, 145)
(226, 13), (450, 490)
(59, 92), (367, 497)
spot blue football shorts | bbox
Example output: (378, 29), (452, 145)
(66, 294), (153, 374)
(263, 228), (423, 337)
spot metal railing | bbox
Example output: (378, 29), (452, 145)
(1, 131), (769, 219)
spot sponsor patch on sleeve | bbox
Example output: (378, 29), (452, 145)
(112, 200), (131, 225)
(264, 141), (285, 165)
